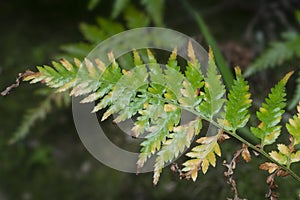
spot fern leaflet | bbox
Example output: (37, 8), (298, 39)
(250, 72), (293, 148)
(182, 130), (222, 181)
(223, 67), (252, 132)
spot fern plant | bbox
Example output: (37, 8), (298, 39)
(6, 4), (154, 144)
(16, 42), (300, 198)
(87, 0), (164, 26)
(244, 30), (300, 110)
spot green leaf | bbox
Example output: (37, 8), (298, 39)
(79, 23), (105, 44)
(141, 0), (164, 26)
(96, 17), (125, 37)
(25, 58), (79, 93)
(244, 32), (300, 77)
(136, 102), (181, 169)
(198, 48), (226, 119)
(94, 64), (148, 119)
(185, 41), (204, 93)
(9, 92), (70, 144)
(60, 42), (94, 60)
(112, 0), (130, 18)
(250, 72), (293, 147)
(224, 67), (252, 131)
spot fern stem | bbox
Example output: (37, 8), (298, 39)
(144, 91), (300, 183)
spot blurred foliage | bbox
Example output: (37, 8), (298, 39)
(87, 0), (164, 26)
(1, 0), (300, 199)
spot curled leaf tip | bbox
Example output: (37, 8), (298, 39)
(281, 71), (294, 85)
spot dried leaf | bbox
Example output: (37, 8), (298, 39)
(259, 162), (279, 174)
(241, 144), (251, 163)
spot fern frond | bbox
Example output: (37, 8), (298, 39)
(270, 102), (300, 167)
(124, 6), (150, 28)
(141, 0), (164, 26)
(9, 92), (70, 144)
(22, 41), (300, 185)
(136, 101), (181, 169)
(153, 118), (202, 185)
(198, 48), (226, 119)
(111, 0), (130, 18)
(244, 31), (300, 77)
(96, 64), (148, 120)
(60, 42), (94, 60)
(250, 72), (293, 148)
(182, 130), (222, 181)
(24, 58), (79, 93)
(264, 101), (300, 170)
(60, 18), (125, 60)
(223, 67), (252, 131)
(185, 41), (204, 93)
(136, 50), (182, 168)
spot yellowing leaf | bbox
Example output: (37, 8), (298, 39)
(182, 132), (222, 182)
(277, 144), (290, 155)
(269, 151), (288, 165)
(188, 40), (196, 64)
(291, 151), (300, 163)
(152, 119), (202, 185)
(207, 151), (216, 167)
(201, 159), (209, 174)
(164, 104), (177, 112)
(286, 101), (300, 146)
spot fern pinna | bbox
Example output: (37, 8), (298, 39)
(22, 42), (300, 189)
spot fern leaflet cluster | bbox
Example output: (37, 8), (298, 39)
(23, 43), (300, 185)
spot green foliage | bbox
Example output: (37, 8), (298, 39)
(112, 0), (130, 18)
(223, 67), (252, 132)
(250, 72), (292, 148)
(61, 18), (126, 60)
(9, 91), (70, 144)
(26, 59), (79, 92)
(10, 3), (154, 143)
(154, 118), (202, 184)
(268, 102), (300, 168)
(61, 8), (152, 61)
(87, 0), (164, 26)
(286, 103), (300, 146)
(244, 31), (300, 110)
(244, 32), (300, 77)
(141, 0), (164, 26)
(198, 49), (225, 119)
(22, 44), (300, 189)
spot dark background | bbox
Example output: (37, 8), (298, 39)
(1, 0), (300, 199)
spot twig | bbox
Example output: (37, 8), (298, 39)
(223, 148), (247, 200)
(265, 171), (279, 200)
(1, 70), (35, 96)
